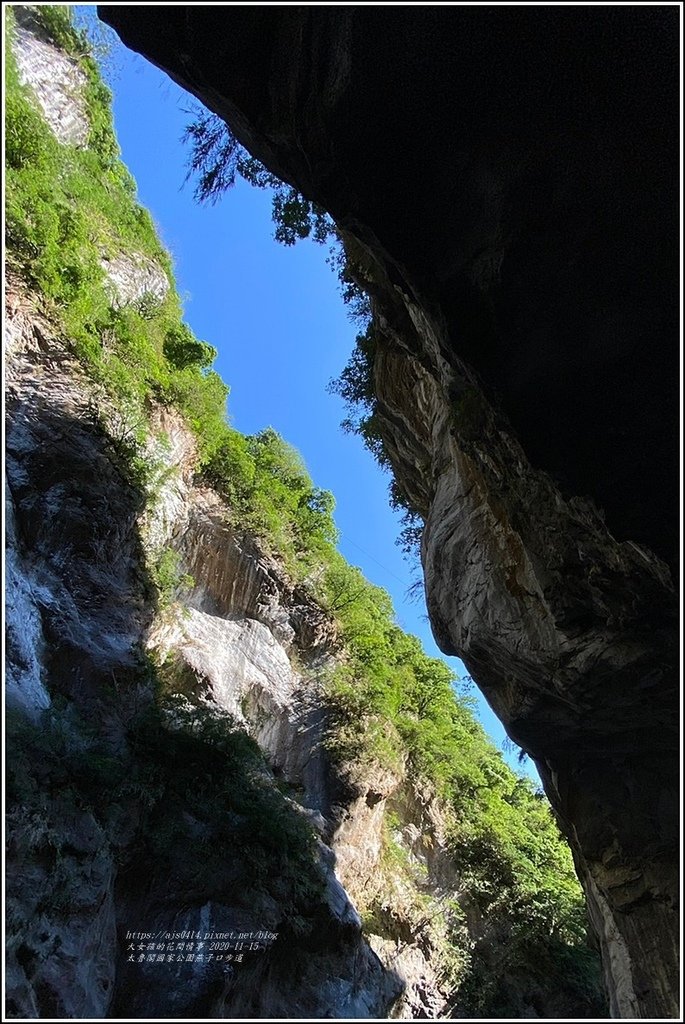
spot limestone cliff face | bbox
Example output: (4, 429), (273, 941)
(4, 19), (453, 1017)
(4, 282), (400, 1020)
(99, 7), (680, 1018)
(4, 284), (491, 1020)
(5, 286), (149, 1018)
(12, 10), (89, 145)
(4, 275), (602, 1019)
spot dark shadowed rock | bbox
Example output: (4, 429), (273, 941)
(98, 6), (680, 1017)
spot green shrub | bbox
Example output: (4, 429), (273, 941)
(163, 323), (217, 370)
(149, 548), (194, 609)
(82, 70), (119, 162)
(28, 4), (84, 53)
(203, 430), (256, 504)
(5, 84), (52, 170)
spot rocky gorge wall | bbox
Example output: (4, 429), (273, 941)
(4, 278), (403, 1019)
(5, 9), (613, 1019)
(98, 7), (681, 1018)
(6, 279), (597, 1020)
(4, 13), (404, 1015)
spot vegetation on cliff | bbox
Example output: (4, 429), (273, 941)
(182, 105), (422, 550)
(5, 6), (605, 1016)
(180, 75), (599, 996)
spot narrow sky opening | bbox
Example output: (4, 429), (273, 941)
(78, 6), (537, 782)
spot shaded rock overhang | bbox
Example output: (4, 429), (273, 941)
(93, 7), (681, 1017)
(98, 4), (680, 575)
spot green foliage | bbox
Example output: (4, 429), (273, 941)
(149, 548), (194, 609)
(5, 6), (224, 465)
(380, 814), (427, 880)
(6, 8), (338, 579)
(6, 15), (602, 1008)
(457, 929), (606, 1017)
(182, 108), (245, 204)
(331, 325), (385, 460)
(25, 4), (83, 52)
(5, 67), (51, 170)
(82, 69), (119, 163)
(329, 322), (423, 556)
(315, 552), (598, 1001)
(202, 428), (255, 504)
(360, 816), (470, 992)
(183, 108), (335, 245)
(6, 5), (340, 582)
(5, 21), (235, 526)
(163, 323), (217, 370)
(10, 6), (117, 161)
(182, 107), (373, 321)
(205, 426), (339, 573)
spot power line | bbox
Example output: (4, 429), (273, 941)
(339, 533), (412, 589)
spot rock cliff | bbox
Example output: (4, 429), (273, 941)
(5, 14), (405, 1014)
(98, 7), (680, 1018)
(5, 276), (403, 1019)
(5, 281), (600, 1019)
(6, 9), (607, 1019)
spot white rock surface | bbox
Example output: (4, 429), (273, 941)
(12, 22), (89, 147)
(101, 252), (170, 309)
(5, 491), (51, 719)
(154, 609), (297, 721)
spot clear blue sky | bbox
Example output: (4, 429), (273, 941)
(78, 6), (536, 781)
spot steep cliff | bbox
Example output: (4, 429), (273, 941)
(5, 280), (601, 1018)
(5, 13), (398, 1016)
(4, 6), (623, 1020)
(97, 6), (680, 1020)
(5, 288), (401, 1019)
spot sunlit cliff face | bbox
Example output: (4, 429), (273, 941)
(99, 7), (680, 1018)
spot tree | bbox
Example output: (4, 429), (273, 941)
(163, 323), (217, 370)
(183, 108), (334, 242)
(182, 107), (421, 558)
(182, 108), (370, 314)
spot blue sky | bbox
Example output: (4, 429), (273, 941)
(78, 6), (535, 780)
